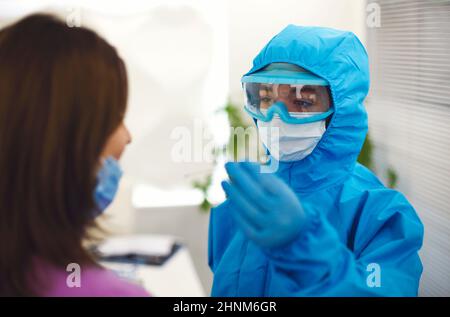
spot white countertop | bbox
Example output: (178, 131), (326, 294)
(101, 246), (206, 297)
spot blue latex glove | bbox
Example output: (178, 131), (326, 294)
(221, 161), (308, 249)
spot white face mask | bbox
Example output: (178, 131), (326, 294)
(257, 112), (326, 162)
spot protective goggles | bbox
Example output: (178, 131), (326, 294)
(241, 63), (334, 124)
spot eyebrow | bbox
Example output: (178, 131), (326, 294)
(300, 86), (316, 93)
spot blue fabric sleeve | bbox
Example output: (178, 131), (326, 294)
(208, 200), (235, 273)
(262, 191), (424, 296)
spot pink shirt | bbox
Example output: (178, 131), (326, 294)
(32, 259), (150, 297)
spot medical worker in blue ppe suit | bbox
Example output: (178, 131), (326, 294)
(208, 25), (424, 296)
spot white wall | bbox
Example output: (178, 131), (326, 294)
(227, 0), (367, 105)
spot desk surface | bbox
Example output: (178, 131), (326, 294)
(102, 246), (206, 297)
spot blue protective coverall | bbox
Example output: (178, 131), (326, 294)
(208, 25), (424, 296)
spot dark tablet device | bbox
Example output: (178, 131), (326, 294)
(93, 242), (183, 266)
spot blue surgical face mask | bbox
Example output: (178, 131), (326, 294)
(93, 156), (123, 216)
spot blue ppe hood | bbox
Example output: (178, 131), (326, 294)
(241, 62), (329, 86)
(243, 25), (369, 192)
(209, 25), (423, 297)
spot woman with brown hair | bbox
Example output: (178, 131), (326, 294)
(0, 14), (149, 296)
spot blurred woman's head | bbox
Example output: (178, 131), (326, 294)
(0, 13), (129, 295)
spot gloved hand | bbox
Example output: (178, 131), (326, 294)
(221, 161), (308, 249)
